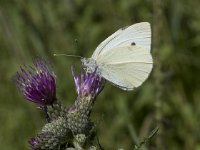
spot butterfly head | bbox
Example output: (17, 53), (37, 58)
(81, 58), (100, 74)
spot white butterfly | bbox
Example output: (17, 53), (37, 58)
(81, 22), (153, 91)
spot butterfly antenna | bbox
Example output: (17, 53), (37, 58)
(53, 53), (83, 59)
(53, 39), (83, 59)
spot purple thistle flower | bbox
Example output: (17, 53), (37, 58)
(72, 67), (104, 99)
(16, 58), (56, 106)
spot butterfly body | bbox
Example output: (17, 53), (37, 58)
(82, 22), (153, 91)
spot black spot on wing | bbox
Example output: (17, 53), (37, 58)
(131, 42), (136, 45)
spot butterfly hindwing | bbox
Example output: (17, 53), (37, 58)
(97, 45), (153, 90)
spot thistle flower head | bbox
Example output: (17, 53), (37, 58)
(72, 67), (104, 99)
(16, 58), (56, 106)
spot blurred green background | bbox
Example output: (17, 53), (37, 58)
(1, 0), (200, 149)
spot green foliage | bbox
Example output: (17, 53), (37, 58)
(0, 0), (200, 149)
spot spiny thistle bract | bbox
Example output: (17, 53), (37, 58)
(16, 58), (105, 150)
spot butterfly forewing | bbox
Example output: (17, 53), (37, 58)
(92, 22), (151, 61)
